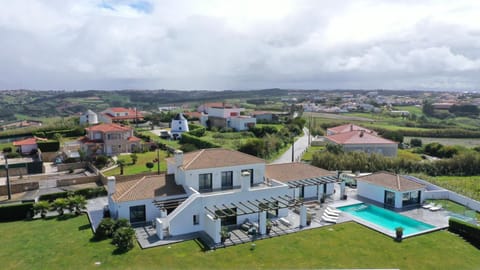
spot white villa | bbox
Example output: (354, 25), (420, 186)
(199, 105), (256, 131)
(355, 172), (426, 208)
(108, 148), (338, 244)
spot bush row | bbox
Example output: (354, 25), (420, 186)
(39, 187), (107, 202)
(37, 141), (60, 152)
(33, 127), (85, 139)
(180, 133), (220, 149)
(0, 203), (34, 222)
(448, 218), (480, 247)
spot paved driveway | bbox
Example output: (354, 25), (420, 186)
(271, 128), (310, 164)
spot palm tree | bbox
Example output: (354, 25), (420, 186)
(72, 195), (87, 215)
(117, 160), (126, 175)
(52, 198), (68, 216)
(33, 201), (50, 219)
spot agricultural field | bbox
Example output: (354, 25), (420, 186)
(405, 137), (480, 148)
(415, 174), (480, 201)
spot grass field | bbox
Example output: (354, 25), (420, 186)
(1, 216), (479, 270)
(301, 145), (324, 161)
(103, 151), (168, 176)
(416, 174), (480, 201)
(405, 136), (480, 148)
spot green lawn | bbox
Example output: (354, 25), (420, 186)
(103, 151), (168, 176)
(301, 145), (324, 162)
(1, 216), (479, 270)
(417, 174), (480, 201)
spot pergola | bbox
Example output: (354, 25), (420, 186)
(204, 195), (303, 219)
(286, 175), (338, 188)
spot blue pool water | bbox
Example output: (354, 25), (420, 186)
(338, 203), (435, 236)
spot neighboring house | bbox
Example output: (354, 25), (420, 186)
(325, 124), (397, 157)
(99, 107), (144, 123)
(170, 113), (189, 139)
(108, 148), (338, 244)
(79, 109), (99, 125)
(355, 172), (425, 208)
(200, 105), (256, 131)
(250, 111), (288, 122)
(197, 102), (233, 114)
(12, 137), (47, 154)
(326, 124), (376, 136)
(79, 123), (141, 156)
(0, 120), (43, 131)
(432, 102), (455, 110)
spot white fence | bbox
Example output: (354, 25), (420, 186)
(405, 175), (480, 212)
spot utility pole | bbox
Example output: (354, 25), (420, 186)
(157, 146), (160, 175)
(291, 139), (295, 163)
(5, 156), (11, 200)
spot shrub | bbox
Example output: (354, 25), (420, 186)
(95, 218), (116, 239)
(37, 141), (60, 152)
(39, 187), (107, 202)
(410, 138), (422, 147)
(6, 152), (20, 158)
(0, 203), (34, 222)
(130, 153), (138, 164)
(2, 146), (12, 153)
(180, 133), (220, 149)
(112, 226), (136, 251)
(145, 162), (154, 171)
(448, 218), (480, 247)
(188, 126), (206, 137)
(95, 155), (109, 169)
(114, 218), (131, 231)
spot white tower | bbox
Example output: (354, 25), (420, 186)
(79, 109), (98, 125)
(170, 113), (189, 139)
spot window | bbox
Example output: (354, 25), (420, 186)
(193, 214), (200, 225)
(199, 173), (212, 191)
(129, 205), (146, 223)
(221, 171), (233, 189)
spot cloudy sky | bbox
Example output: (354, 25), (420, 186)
(1, 0), (480, 91)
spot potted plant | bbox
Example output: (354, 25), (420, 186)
(306, 213), (312, 226)
(320, 194), (326, 204)
(266, 219), (272, 234)
(220, 227), (230, 243)
(395, 227), (403, 242)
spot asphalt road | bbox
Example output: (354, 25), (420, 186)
(271, 128), (310, 164)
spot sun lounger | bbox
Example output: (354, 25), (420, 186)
(279, 217), (292, 227)
(321, 214), (338, 223)
(430, 205), (443, 211)
(422, 203), (435, 209)
(325, 208), (340, 217)
(327, 207), (341, 214)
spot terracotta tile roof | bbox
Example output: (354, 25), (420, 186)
(112, 174), (186, 202)
(327, 124), (375, 135)
(13, 137), (47, 146)
(265, 163), (335, 182)
(127, 136), (141, 142)
(103, 107), (144, 119)
(13, 138), (38, 146)
(183, 111), (202, 119)
(85, 123), (132, 133)
(326, 130), (396, 145)
(356, 172), (425, 191)
(166, 148), (265, 170)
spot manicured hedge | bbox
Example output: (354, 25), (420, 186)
(39, 187), (107, 202)
(448, 218), (480, 247)
(37, 141), (60, 152)
(34, 127), (85, 139)
(180, 133), (220, 148)
(188, 126), (206, 137)
(0, 202), (34, 222)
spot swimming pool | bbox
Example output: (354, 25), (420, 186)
(338, 203), (435, 236)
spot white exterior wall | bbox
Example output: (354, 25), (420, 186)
(168, 183), (289, 236)
(182, 163), (265, 191)
(20, 144), (37, 154)
(229, 117), (256, 131)
(115, 198), (162, 223)
(206, 107), (244, 118)
(357, 181), (386, 204)
(79, 111), (98, 125)
(171, 119), (189, 137)
(342, 143), (398, 157)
